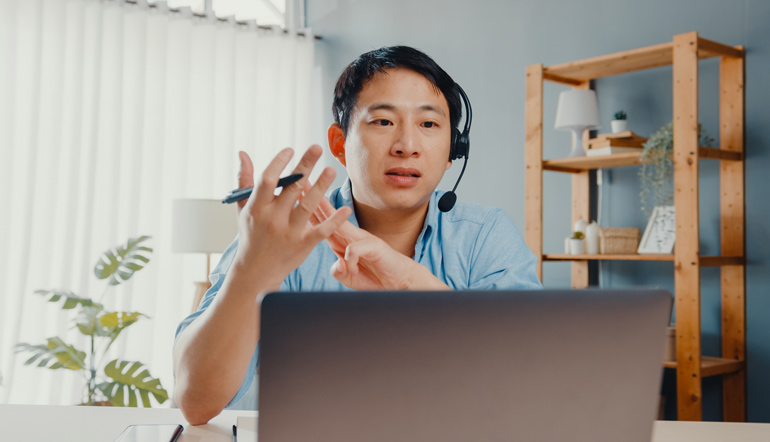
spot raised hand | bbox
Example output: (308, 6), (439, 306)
(234, 146), (352, 290)
(312, 197), (448, 291)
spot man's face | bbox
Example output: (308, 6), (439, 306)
(342, 68), (453, 212)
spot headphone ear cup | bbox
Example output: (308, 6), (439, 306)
(454, 131), (469, 160)
(450, 128), (460, 161)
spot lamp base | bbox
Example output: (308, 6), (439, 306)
(568, 128), (587, 157)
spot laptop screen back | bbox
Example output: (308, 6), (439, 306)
(258, 289), (671, 442)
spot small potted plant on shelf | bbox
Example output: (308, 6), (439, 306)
(611, 110), (628, 133)
(639, 122), (715, 217)
(569, 231), (586, 255)
(15, 236), (169, 407)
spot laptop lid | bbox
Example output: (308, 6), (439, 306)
(258, 289), (672, 442)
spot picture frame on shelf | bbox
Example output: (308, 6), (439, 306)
(638, 205), (676, 254)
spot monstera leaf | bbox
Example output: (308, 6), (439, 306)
(94, 236), (152, 286)
(98, 311), (147, 350)
(74, 308), (145, 341)
(15, 337), (86, 370)
(34, 289), (102, 310)
(97, 359), (168, 407)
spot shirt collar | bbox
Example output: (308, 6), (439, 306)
(337, 178), (439, 258)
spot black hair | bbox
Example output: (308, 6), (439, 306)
(332, 46), (461, 137)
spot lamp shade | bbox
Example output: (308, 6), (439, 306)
(171, 199), (238, 254)
(554, 90), (600, 130)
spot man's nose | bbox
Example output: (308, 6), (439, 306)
(391, 124), (420, 157)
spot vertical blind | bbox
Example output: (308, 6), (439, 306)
(0, 0), (319, 405)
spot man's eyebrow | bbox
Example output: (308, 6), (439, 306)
(366, 103), (396, 112)
(418, 104), (446, 117)
(365, 103), (446, 117)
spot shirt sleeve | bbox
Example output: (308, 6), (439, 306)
(173, 236), (287, 408)
(467, 209), (543, 290)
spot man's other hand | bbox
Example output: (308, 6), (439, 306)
(312, 197), (449, 291)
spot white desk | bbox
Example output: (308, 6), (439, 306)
(1, 404), (769, 442)
(0, 405), (256, 442)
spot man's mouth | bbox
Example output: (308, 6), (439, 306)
(385, 168), (421, 178)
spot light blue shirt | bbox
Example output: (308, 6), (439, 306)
(174, 179), (542, 409)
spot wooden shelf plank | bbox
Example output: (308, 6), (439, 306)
(699, 146), (742, 161)
(542, 147), (741, 173)
(543, 152), (643, 172)
(544, 253), (674, 261)
(542, 72), (584, 86)
(543, 39), (741, 82)
(700, 256), (744, 267)
(663, 357), (745, 378)
(545, 42), (674, 81)
(698, 37), (744, 59)
(544, 254), (743, 266)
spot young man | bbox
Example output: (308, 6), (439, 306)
(173, 46), (541, 425)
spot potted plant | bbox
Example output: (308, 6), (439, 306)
(15, 236), (168, 407)
(611, 110), (628, 133)
(639, 122), (715, 217)
(569, 231), (586, 255)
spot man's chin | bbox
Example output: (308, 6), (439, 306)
(378, 195), (432, 213)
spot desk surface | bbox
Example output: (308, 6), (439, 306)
(1, 404), (769, 442)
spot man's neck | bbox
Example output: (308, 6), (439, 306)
(353, 200), (430, 258)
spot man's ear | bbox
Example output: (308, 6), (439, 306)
(328, 123), (346, 167)
(445, 159), (452, 171)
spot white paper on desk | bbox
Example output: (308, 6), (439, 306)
(236, 416), (258, 442)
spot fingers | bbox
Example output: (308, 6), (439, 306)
(237, 151), (255, 210)
(342, 237), (382, 277)
(251, 148), (294, 208)
(310, 206), (352, 244)
(312, 193), (336, 223)
(274, 145), (323, 213)
(237, 151), (254, 188)
(290, 167), (337, 228)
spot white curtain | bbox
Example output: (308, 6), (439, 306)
(0, 0), (320, 405)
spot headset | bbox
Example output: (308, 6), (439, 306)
(439, 84), (472, 212)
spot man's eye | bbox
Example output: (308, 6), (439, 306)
(374, 119), (392, 126)
(423, 122), (436, 128)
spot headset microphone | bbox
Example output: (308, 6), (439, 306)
(438, 84), (472, 212)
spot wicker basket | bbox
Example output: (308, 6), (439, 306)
(600, 227), (640, 254)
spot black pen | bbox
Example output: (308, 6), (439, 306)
(221, 173), (304, 204)
(232, 424), (237, 442)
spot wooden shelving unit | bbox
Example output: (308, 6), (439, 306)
(525, 32), (746, 421)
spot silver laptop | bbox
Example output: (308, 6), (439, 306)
(257, 289), (672, 442)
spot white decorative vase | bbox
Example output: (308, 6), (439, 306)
(573, 218), (587, 235)
(586, 222), (601, 254)
(570, 239), (586, 255)
(611, 120), (628, 133)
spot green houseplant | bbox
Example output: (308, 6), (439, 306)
(15, 236), (168, 407)
(639, 122), (715, 217)
(611, 110), (628, 133)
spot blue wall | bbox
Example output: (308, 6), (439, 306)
(307, 0), (770, 421)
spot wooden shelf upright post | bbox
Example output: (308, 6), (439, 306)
(524, 64), (544, 281)
(672, 31), (703, 422)
(572, 81), (591, 289)
(719, 45), (746, 422)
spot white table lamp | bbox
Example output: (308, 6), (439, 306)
(554, 89), (601, 157)
(172, 199), (237, 312)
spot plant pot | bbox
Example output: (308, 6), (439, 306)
(569, 239), (586, 255)
(78, 401), (113, 406)
(611, 119), (628, 133)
